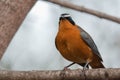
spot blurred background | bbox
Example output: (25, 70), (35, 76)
(0, 0), (120, 70)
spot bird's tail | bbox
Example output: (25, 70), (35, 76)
(89, 56), (105, 68)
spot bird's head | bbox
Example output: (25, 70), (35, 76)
(59, 13), (75, 25)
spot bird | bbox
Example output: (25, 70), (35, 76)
(55, 13), (105, 69)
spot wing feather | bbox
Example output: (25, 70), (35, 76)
(77, 26), (103, 61)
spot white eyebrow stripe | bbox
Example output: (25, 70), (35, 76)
(61, 14), (71, 17)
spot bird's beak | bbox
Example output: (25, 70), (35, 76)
(59, 16), (65, 21)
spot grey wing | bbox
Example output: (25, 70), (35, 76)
(77, 26), (103, 61)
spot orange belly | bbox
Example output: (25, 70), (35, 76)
(56, 27), (93, 63)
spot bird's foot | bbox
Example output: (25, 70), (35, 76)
(60, 66), (72, 79)
(63, 67), (71, 71)
(82, 66), (89, 80)
(83, 66), (89, 71)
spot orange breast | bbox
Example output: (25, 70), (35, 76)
(56, 26), (93, 63)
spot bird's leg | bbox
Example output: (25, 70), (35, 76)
(78, 63), (89, 69)
(82, 62), (89, 80)
(60, 62), (76, 79)
(63, 62), (76, 70)
(83, 62), (89, 70)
